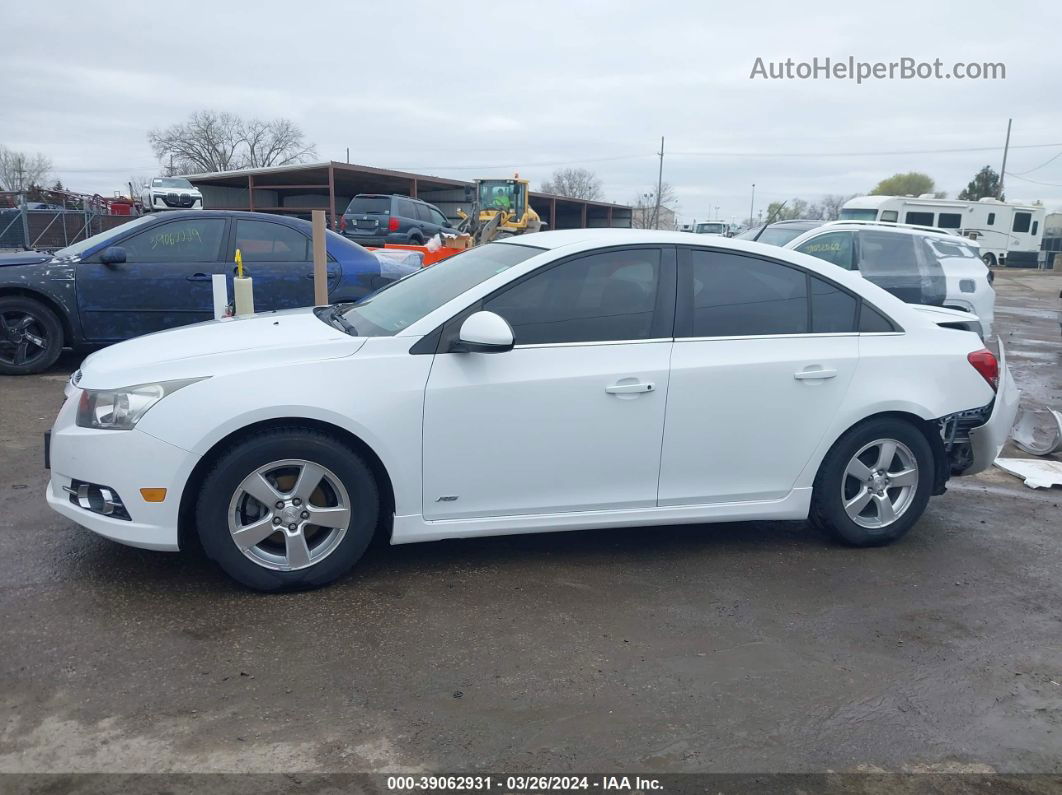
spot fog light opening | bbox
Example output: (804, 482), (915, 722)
(65, 480), (131, 521)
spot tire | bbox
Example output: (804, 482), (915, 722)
(408, 231), (424, 245)
(0, 295), (64, 375)
(982, 253), (997, 268)
(195, 426), (380, 591)
(809, 418), (934, 547)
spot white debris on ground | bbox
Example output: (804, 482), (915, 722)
(995, 458), (1062, 489)
(1011, 406), (1062, 456)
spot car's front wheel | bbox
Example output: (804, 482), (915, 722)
(810, 418), (933, 547)
(196, 427), (380, 591)
(0, 295), (64, 375)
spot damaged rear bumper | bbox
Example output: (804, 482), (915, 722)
(943, 342), (1020, 477)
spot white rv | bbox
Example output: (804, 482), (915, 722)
(840, 195), (1045, 267)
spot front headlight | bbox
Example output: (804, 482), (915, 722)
(76, 378), (207, 430)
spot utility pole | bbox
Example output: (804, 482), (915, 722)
(346, 147), (350, 164)
(653, 136), (664, 230)
(749, 184), (756, 226)
(998, 118), (1012, 200)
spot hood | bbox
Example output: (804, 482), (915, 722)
(77, 308), (365, 388)
(0, 251), (53, 268)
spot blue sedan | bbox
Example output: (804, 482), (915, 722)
(0, 210), (388, 374)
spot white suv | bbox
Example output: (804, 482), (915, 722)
(140, 177), (204, 212)
(786, 222), (995, 337)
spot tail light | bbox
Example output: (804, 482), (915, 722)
(967, 348), (999, 391)
(387, 217), (399, 232)
(338, 216), (346, 232)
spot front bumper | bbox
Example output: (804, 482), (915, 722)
(45, 392), (199, 551)
(963, 342), (1020, 475)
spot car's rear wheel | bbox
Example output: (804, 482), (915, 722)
(196, 427), (379, 591)
(408, 231), (424, 245)
(810, 418), (933, 547)
(0, 296), (64, 375)
(982, 252), (997, 268)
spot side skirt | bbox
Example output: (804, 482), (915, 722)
(391, 488), (813, 545)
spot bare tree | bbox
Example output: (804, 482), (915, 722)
(242, 118), (317, 168)
(631, 182), (677, 229)
(0, 146), (53, 192)
(148, 111), (243, 174)
(147, 110), (317, 175)
(540, 168), (603, 201)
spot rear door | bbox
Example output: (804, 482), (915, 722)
(230, 218), (339, 310)
(76, 216), (229, 341)
(657, 247), (859, 506)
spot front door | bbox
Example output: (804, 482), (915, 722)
(77, 216), (229, 342)
(230, 218), (338, 311)
(422, 246), (675, 520)
(658, 247), (859, 505)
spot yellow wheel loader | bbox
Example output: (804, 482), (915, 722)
(456, 176), (544, 244)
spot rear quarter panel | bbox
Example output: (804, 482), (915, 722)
(791, 326), (997, 489)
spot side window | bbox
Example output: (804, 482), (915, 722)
(415, 203), (433, 223)
(905, 211), (934, 226)
(938, 213), (962, 229)
(483, 249), (661, 345)
(1013, 212), (1031, 233)
(431, 208), (449, 227)
(859, 304), (895, 332)
(688, 250), (807, 337)
(987, 212), (996, 225)
(234, 220), (310, 262)
(794, 231), (855, 269)
(857, 230), (918, 279)
(880, 210), (898, 223)
(810, 276), (857, 333)
(1032, 220), (1039, 236)
(119, 218), (226, 263)
(396, 198), (417, 219)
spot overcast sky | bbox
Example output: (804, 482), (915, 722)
(3, 1), (1060, 222)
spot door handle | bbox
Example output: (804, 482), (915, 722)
(794, 368), (838, 380)
(186, 273), (211, 282)
(605, 382), (655, 394)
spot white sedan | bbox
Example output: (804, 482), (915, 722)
(46, 230), (1018, 591)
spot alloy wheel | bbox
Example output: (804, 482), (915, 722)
(227, 458), (352, 571)
(0, 311), (49, 368)
(841, 438), (919, 529)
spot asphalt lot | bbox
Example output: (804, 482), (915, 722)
(1, 270), (1061, 781)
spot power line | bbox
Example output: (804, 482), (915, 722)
(1004, 171), (1062, 188)
(670, 142), (1062, 158)
(1010, 148), (1062, 176)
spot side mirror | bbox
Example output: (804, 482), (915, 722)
(453, 310), (514, 353)
(99, 246), (127, 265)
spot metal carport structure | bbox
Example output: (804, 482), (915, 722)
(185, 162), (633, 232)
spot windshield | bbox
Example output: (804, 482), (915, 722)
(52, 215), (155, 260)
(695, 223), (726, 234)
(152, 178), (194, 189)
(479, 181), (520, 213)
(339, 243), (543, 336)
(839, 208), (879, 221)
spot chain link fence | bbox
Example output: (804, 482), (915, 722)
(0, 191), (137, 252)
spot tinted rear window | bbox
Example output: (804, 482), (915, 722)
(347, 196), (390, 214)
